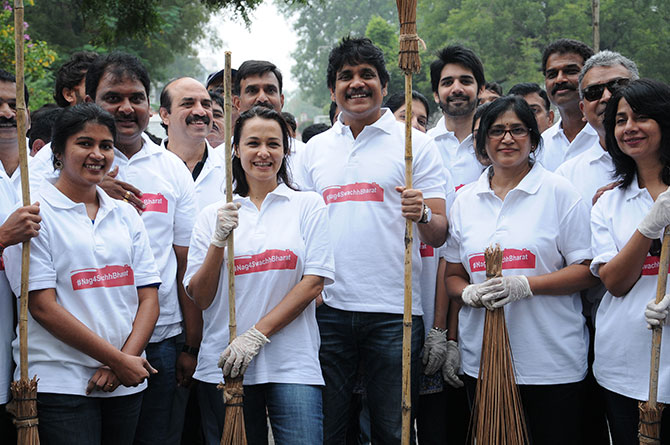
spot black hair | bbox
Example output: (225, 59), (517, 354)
(85, 52), (150, 100)
(430, 45), (485, 93)
(232, 106), (295, 196)
(383, 90), (430, 116)
(233, 60), (283, 96)
(329, 101), (339, 125)
(326, 36), (390, 91)
(302, 123), (330, 143)
(485, 82), (503, 96)
(209, 91), (224, 110)
(472, 102), (492, 133)
(603, 79), (670, 189)
(475, 96), (542, 163)
(51, 103), (117, 170)
(508, 82), (551, 112)
(281, 111), (297, 133)
(541, 39), (594, 75)
(0, 69), (29, 106)
(28, 104), (61, 148)
(53, 51), (99, 107)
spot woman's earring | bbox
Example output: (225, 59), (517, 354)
(54, 159), (63, 170)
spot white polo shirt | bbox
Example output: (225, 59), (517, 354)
(538, 120), (599, 172)
(113, 135), (196, 342)
(298, 109), (446, 315)
(161, 139), (227, 211)
(3, 180), (161, 397)
(445, 163), (591, 384)
(0, 170), (17, 404)
(184, 184), (335, 385)
(555, 139), (615, 207)
(427, 116), (485, 190)
(590, 179), (670, 403)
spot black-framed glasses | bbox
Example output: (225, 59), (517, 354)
(487, 126), (529, 140)
(583, 78), (630, 102)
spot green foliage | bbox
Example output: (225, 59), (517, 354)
(0, 6), (58, 108)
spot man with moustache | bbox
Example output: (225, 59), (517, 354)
(427, 45), (486, 189)
(85, 53), (198, 445)
(540, 39), (597, 171)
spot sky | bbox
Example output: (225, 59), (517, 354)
(198, 3), (299, 93)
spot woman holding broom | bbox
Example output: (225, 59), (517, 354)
(444, 95), (598, 444)
(3, 103), (161, 444)
(590, 78), (670, 444)
(185, 106), (334, 445)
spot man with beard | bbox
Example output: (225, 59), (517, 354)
(0, 69), (41, 443)
(428, 45), (486, 189)
(85, 53), (198, 445)
(540, 39), (597, 171)
(554, 51), (639, 444)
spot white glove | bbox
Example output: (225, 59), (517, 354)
(211, 202), (241, 248)
(645, 294), (670, 329)
(442, 340), (463, 388)
(218, 326), (270, 378)
(422, 328), (447, 375)
(639, 186), (670, 239)
(461, 279), (505, 308)
(481, 275), (532, 310)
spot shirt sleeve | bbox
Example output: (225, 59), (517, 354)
(183, 204), (218, 290)
(172, 164), (197, 247)
(444, 198), (462, 264)
(127, 207), (161, 287)
(590, 196), (618, 277)
(300, 192), (335, 284)
(557, 192), (592, 266)
(413, 138), (446, 201)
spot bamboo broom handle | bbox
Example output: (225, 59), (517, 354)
(223, 52), (237, 342)
(400, 73), (413, 445)
(648, 226), (670, 406)
(14, 0), (31, 382)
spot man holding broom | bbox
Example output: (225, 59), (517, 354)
(297, 37), (447, 443)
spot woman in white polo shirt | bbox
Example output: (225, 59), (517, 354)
(3, 103), (160, 444)
(591, 79), (670, 443)
(444, 96), (598, 444)
(185, 106), (334, 445)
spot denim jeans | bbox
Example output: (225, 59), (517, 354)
(134, 336), (178, 445)
(197, 381), (322, 445)
(316, 304), (423, 444)
(37, 392), (143, 445)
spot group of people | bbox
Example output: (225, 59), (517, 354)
(0, 32), (668, 445)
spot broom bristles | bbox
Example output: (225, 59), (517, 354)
(639, 401), (664, 444)
(396, 0), (421, 73)
(470, 245), (529, 444)
(219, 376), (247, 445)
(8, 376), (40, 444)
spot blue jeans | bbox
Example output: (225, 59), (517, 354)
(37, 392), (143, 445)
(316, 304), (423, 444)
(197, 381), (322, 445)
(134, 336), (178, 445)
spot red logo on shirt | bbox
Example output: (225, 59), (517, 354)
(234, 249), (298, 275)
(468, 248), (536, 272)
(420, 243), (434, 258)
(455, 184), (466, 192)
(641, 256), (670, 276)
(322, 182), (384, 205)
(70, 265), (135, 290)
(141, 193), (168, 213)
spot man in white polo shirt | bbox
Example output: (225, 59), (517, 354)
(540, 39), (598, 171)
(85, 53), (197, 445)
(427, 45), (486, 190)
(298, 37), (447, 444)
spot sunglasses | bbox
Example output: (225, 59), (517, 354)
(582, 78), (630, 102)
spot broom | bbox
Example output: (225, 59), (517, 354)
(469, 244), (529, 444)
(395, 0), (422, 443)
(218, 51), (247, 445)
(6, 0), (40, 443)
(638, 227), (670, 444)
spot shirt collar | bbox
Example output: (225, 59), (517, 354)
(114, 133), (162, 161)
(233, 182), (293, 205)
(40, 178), (118, 214)
(332, 108), (395, 136)
(623, 175), (648, 202)
(474, 162), (544, 197)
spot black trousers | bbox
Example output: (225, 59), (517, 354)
(602, 386), (670, 445)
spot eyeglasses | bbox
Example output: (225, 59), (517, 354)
(582, 78), (630, 102)
(487, 126), (529, 140)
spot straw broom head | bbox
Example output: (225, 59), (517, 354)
(8, 377), (40, 444)
(639, 401), (664, 444)
(469, 244), (529, 444)
(396, 0), (422, 74)
(219, 376), (247, 445)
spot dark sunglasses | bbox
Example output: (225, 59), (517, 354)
(582, 78), (630, 102)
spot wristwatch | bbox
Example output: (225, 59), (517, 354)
(419, 203), (432, 224)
